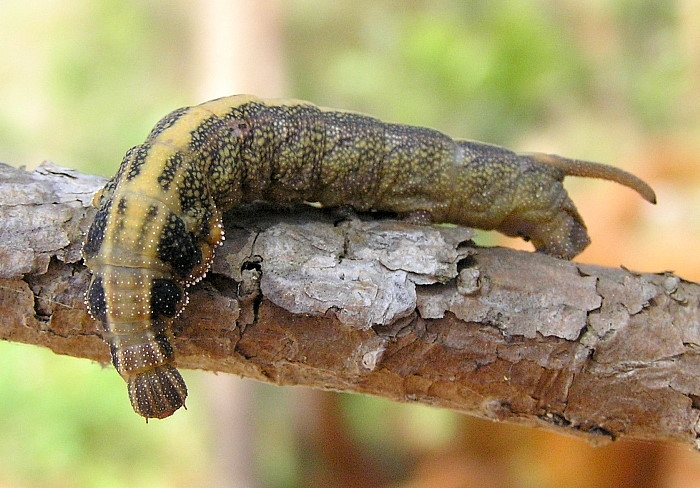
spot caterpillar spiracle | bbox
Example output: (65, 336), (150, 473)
(82, 95), (656, 419)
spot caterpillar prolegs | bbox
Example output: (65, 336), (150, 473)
(82, 94), (656, 419)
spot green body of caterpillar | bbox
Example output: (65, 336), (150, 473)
(82, 94), (656, 419)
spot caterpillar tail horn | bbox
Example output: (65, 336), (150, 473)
(526, 152), (657, 204)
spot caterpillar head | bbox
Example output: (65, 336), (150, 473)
(127, 365), (187, 420)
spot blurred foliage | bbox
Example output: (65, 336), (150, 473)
(0, 0), (192, 176)
(0, 342), (211, 487)
(0, 0), (690, 174)
(0, 0), (698, 487)
(288, 1), (593, 142)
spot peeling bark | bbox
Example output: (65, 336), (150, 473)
(1, 162), (699, 449)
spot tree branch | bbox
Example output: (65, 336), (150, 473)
(1, 162), (699, 449)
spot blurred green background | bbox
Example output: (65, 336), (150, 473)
(1, 1), (698, 487)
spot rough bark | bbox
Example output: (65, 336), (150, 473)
(1, 161), (699, 449)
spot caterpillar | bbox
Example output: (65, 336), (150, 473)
(82, 94), (656, 419)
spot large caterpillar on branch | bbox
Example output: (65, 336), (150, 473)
(82, 94), (656, 419)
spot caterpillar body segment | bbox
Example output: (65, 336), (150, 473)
(83, 95), (656, 418)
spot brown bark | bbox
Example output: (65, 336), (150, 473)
(1, 162), (699, 450)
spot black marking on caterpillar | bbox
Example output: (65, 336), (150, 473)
(82, 94), (656, 419)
